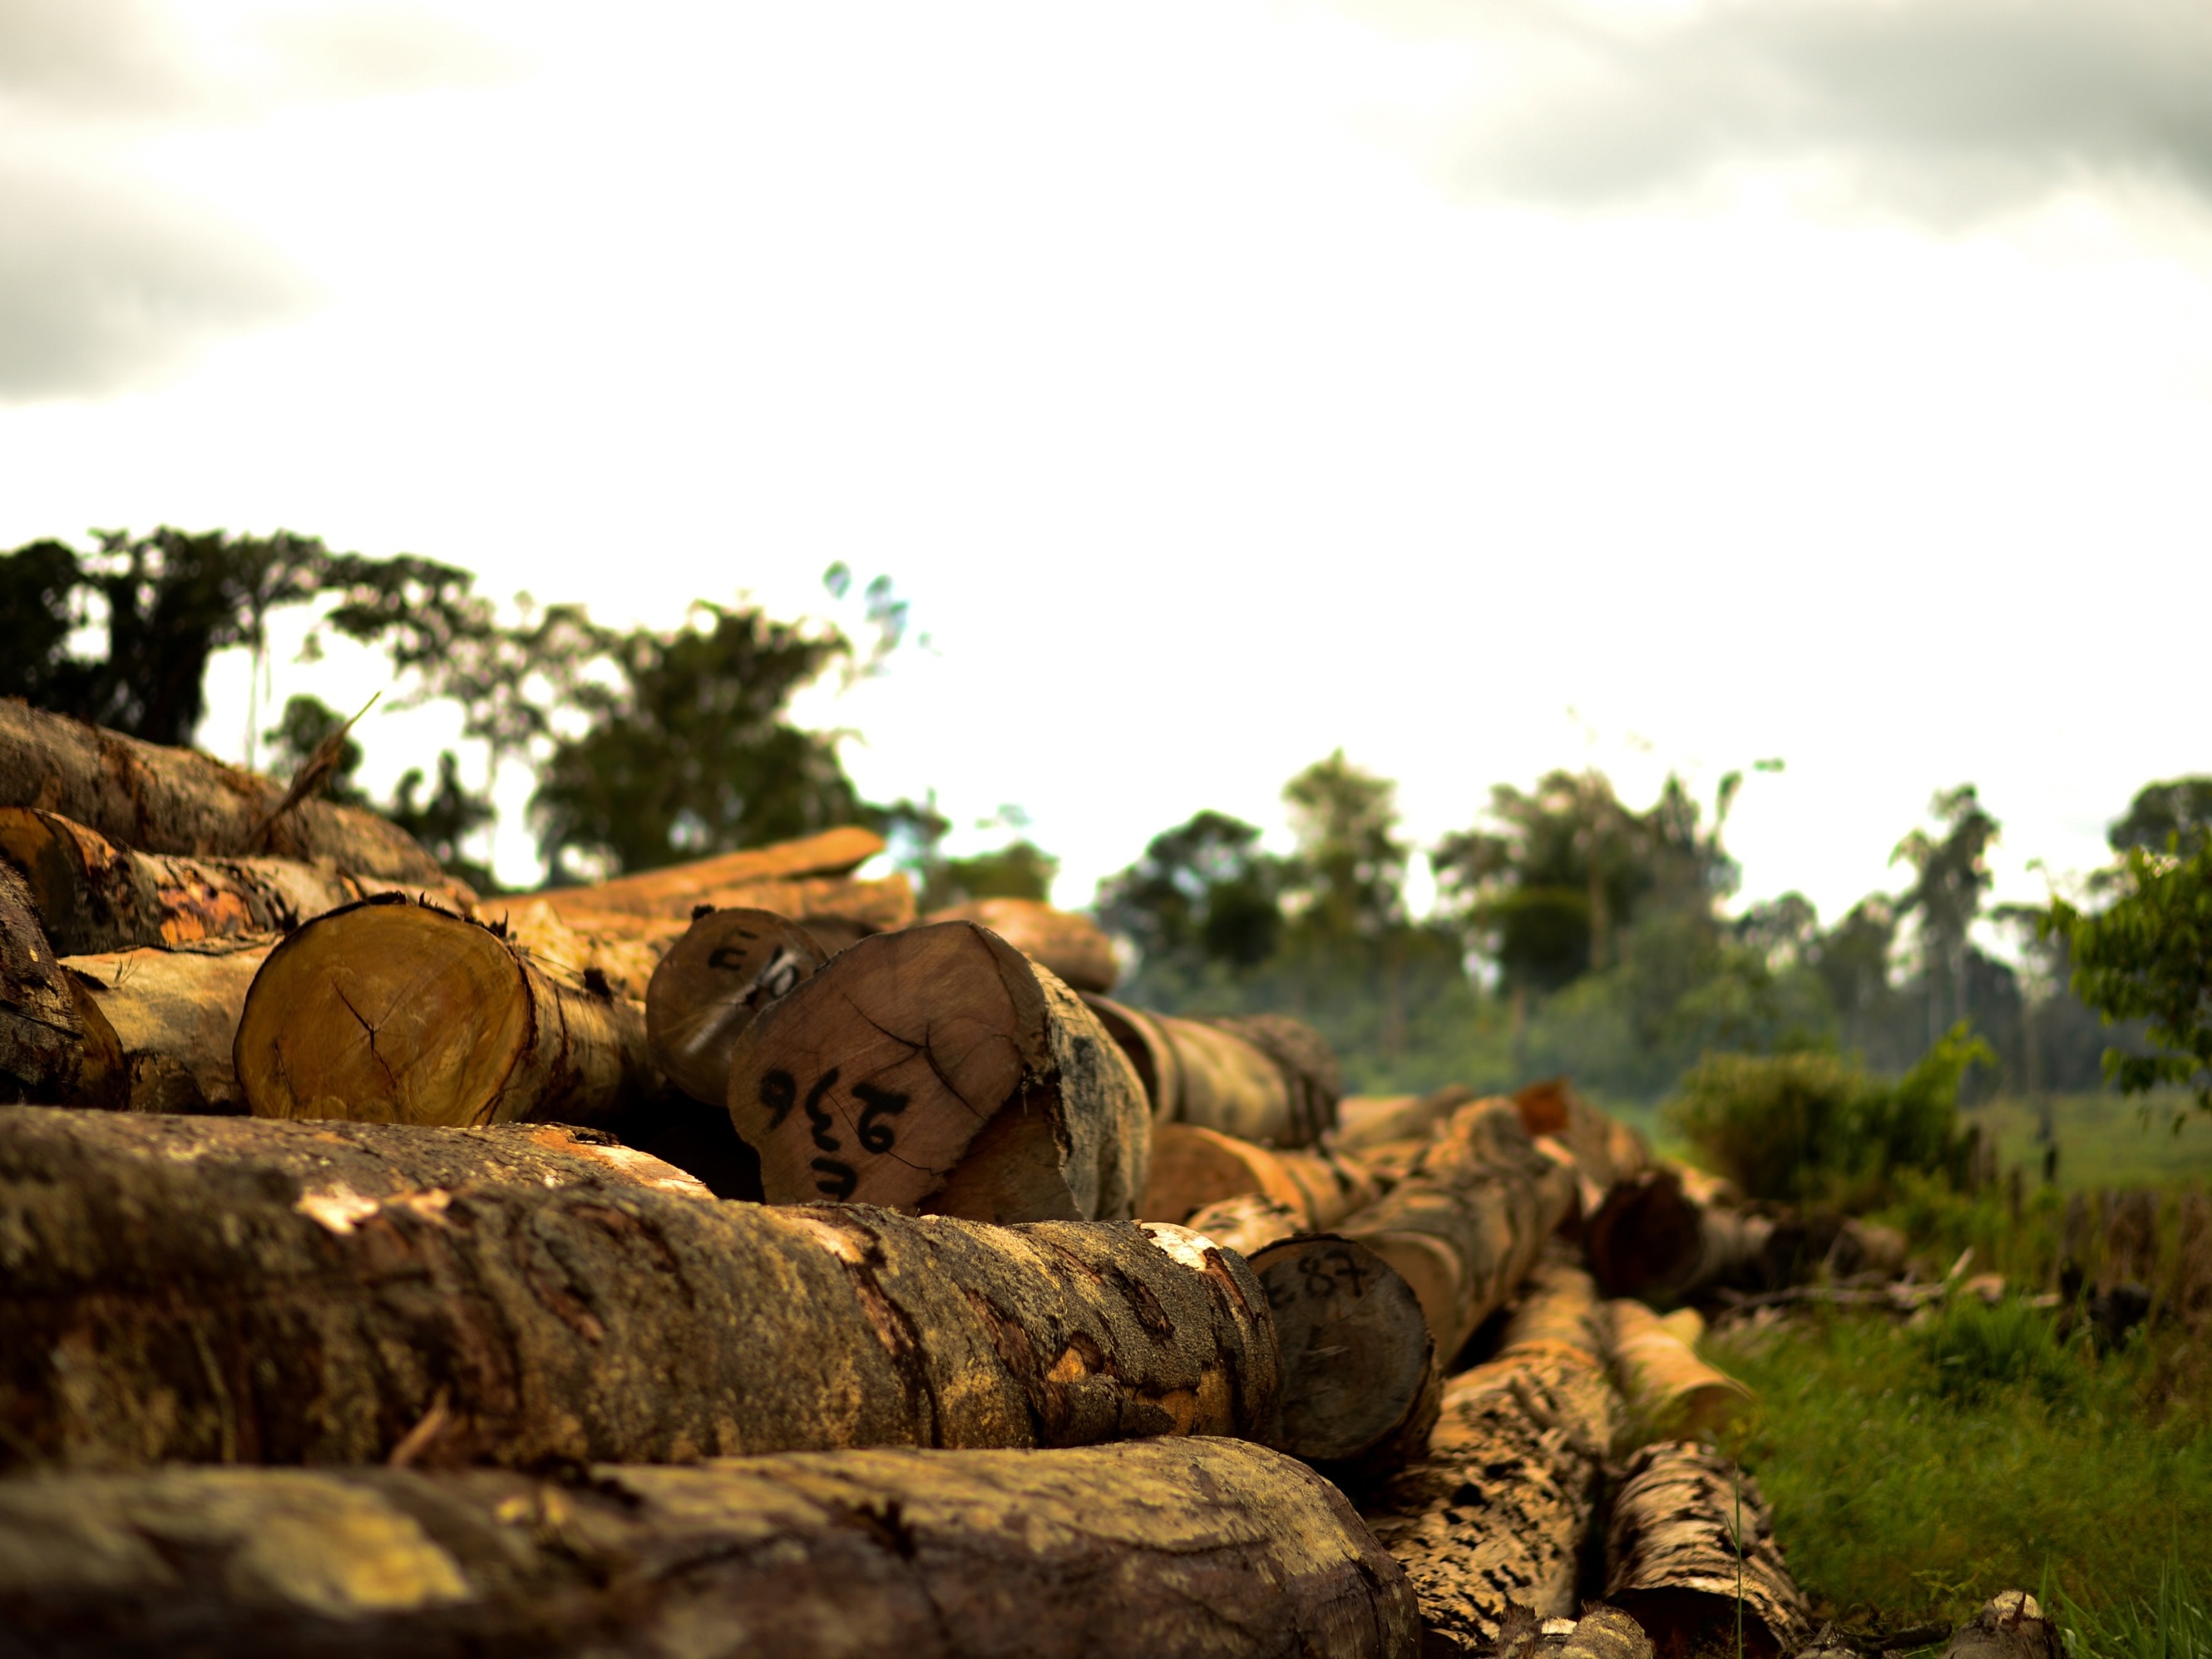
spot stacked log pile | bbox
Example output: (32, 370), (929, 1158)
(0, 704), (1898, 1656)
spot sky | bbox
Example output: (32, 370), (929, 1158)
(3, 0), (2210, 935)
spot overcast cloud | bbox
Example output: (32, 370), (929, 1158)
(1344, 0), (2212, 221)
(0, 0), (518, 403)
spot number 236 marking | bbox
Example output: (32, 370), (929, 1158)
(757, 1069), (910, 1200)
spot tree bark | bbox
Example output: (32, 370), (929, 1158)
(1333, 1085), (1479, 1152)
(1362, 1259), (1625, 1654)
(1186, 1192), (1306, 1257)
(1603, 1442), (1810, 1659)
(728, 922), (1151, 1223)
(644, 906), (827, 1104)
(921, 897), (1120, 993)
(67, 936), (274, 1113)
(0, 1439), (1418, 1659)
(0, 807), (476, 957)
(1140, 1123), (1380, 1230)
(0, 699), (447, 884)
(1495, 1607), (1657, 1659)
(1604, 1301), (1751, 1439)
(1585, 1168), (1775, 1305)
(1084, 996), (1341, 1148)
(1335, 1099), (1579, 1360)
(233, 896), (659, 1129)
(1513, 1077), (1650, 1218)
(0, 862), (126, 1109)
(0, 1109), (1278, 1471)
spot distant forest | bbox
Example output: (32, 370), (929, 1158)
(7, 526), (2204, 1107)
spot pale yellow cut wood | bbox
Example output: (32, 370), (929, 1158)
(533, 827), (886, 920)
(0, 859), (125, 1108)
(68, 935), (274, 1114)
(1605, 1300), (1754, 1439)
(1139, 1122), (1380, 1234)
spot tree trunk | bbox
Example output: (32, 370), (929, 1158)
(1585, 1168), (1775, 1304)
(233, 896), (659, 1129)
(1185, 1192), (1306, 1257)
(1495, 1607), (1657, 1659)
(1362, 1260), (1625, 1654)
(1139, 1123), (1380, 1230)
(1513, 1077), (1650, 1216)
(1333, 1086), (1479, 1152)
(921, 896), (1120, 993)
(0, 1439), (1418, 1659)
(1335, 1099), (1578, 1360)
(67, 936), (274, 1114)
(1084, 995), (1341, 1148)
(0, 699), (447, 884)
(644, 906), (827, 1104)
(0, 807), (476, 957)
(1253, 1232), (1439, 1481)
(0, 862), (126, 1109)
(1604, 1301), (1751, 1439)
(728, 922), (1151, 1223)
(0, 1109), (1278, 1471)
(1603, 1442), (1810, 1659)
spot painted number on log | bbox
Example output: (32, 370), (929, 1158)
(758, 1068), (911, 1200)
(1264, 1247), (1370, 1313)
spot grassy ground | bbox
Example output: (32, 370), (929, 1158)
(1968, 1090), (2212, 1192)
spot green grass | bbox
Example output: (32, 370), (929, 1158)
(1703, 1301), (2212, 1637)
(1969, 1090), (2212, 1192)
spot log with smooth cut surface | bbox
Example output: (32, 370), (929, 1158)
(728, 921), (1150, 1223)
(1584, 1166), (1774, 1305)
(1603, 1442), (1810, 1659)
(1138, 1122), (1380, 1229)
(234, 896), (657, 1128)
(646, 907), (827, 1104)
(1186, 1192), (1306, 1257)
(1335, 1098), (1578, 1360)
(1362, 1260), (1626, 1654)
(0, 1439), (1419, 1659)
(1084, 995), (1341, 1147)
(0, 806), (475, 957)
(0, 1108), (1274, 1470)
(0, 860), (125, 1108)
(1604, 1301), (1752, 1439)
(920, 896), (1120, 992)
(68, 936), (274, 1113)
(0, 699), (447, 882)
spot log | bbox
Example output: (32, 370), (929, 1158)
(68, 936), (275, 1113)
(0, 698), (447, 883)
(1585, 1167), (1775, 1305)
(234, 896), (658, 1128)
(0, 1439), (1419, 1659)
(1253, 1232), (1438, 1480)
(1333, 1084), (1479, 1152)
(644, 906), (827, 1105)
(1603, 1442), (1810, 1659)
(0, 1108), (1276, 1469)
(0, 860), (126, 1108)
(1604, 1301), (1752, 1439)
(0, 806), (476, 956)
(1513, 1076), (1650, 1216)
(1496, 1607), (1657, 1659)
(1186, 1192), (1306, 1258)
(1139, 1123), (1380, 1230)
(728, 921), (1150, 1223)
(1335, 1098), (1578, 1360)
(496, 899), (669, 1001)
(1362, 1259), (1625, 1653)
(1941, 1593), (2065, 1659)
(1084, 995), (1341, 1147)
(920, 896), (1120, 992)
(532, 825), (886, 919)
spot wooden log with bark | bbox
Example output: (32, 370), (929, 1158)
(1084, 995), (1341, 1147)
(1332, 1085), (1479, 1152)
(1604, 1301), (1752, 1439)
(1494, 1607), (1657, 1659)
(920, 896), (1120, 992)
(0, 1108), (1275, 1470)
(68, 935), (275, 1113)
(1334, 1098), (1579, 1360)
(728, 921), (1151, 1223)
(1603, 1442), (1810, 1659)
(0, 699), (447, 883)
(0, 806), (476, 956)
(1139, 1123), (1380, 1230)
(1513, 1076), (1651, 1217)
(1585, 1166), (1774, 1305)
(0, 860), (126, 1108)
(1362, 1259), (1626, 1653)
(1185, 1192), (1305, 1258)
(0, 1439), (1419, 1659)
(644, 906), (827, 1104)
(232, 895), (659, 1129)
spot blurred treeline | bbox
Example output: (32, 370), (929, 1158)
(1098, 754), (2200, 1104)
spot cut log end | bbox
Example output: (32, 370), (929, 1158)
(1254, 1233), (1437, 1475)
(645, 907), (826, 1105)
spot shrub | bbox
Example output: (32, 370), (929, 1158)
(1916, 1296), (2085, 1405)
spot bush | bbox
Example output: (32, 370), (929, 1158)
(1916, 1296), (2085, 1405)
(1666, 1025), (1993, 1205)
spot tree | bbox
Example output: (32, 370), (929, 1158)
(2106, 777), (2212, 862)
(261, 695), (369, 806)
(1280, 751), (1405, 951)
(1890, 785), (2001, 1046)
(1094, 810), (1284, 972)
(2047, 842), (2212, 1117)
(531, 603), (859, 880)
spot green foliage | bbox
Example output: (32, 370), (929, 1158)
(1708, 1307), (2212, 1629)
(1095, 809), (1283, 971)
(938, 840), (1057, 905)
(531, 603), (858, 879)
(1666, 1025), (1992, 1205)
(1916, 1296), (2086, 1405)
(2052, 1556), (2212, 1659)
(2048, 844), (2212, 1116)
(2108, 778), (2212, 862)
(1281, 750), (1405, 949)
(261, 694), (368, 805)
(386, 753), (499, 895)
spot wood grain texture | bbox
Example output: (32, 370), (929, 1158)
(0, 862), (125, 1109)
(921, 896), (1120, 993)
(68, 936), (274, 1113)
(1603, 1442), (1810, 1659)
(728, 921), (1150, 1223)
(645, 906), (826, 1104)
(0, 1109), (1275, 1470)
(0, 1439), (1418, 1659)
(234, 896), (658, 1129)
(0, 699), (447, 883)
(1605, 1302), (1751, 1439)
(1140, 1123), (1379, 1231)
